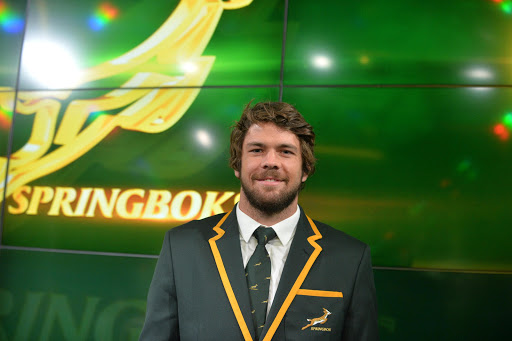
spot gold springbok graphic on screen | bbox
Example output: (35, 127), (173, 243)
(0, 0), (253, 202)
(301, 308), (331, 330)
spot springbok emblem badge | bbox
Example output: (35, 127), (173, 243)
(301, 308), (331, 330)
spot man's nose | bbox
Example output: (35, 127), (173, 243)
(262, 150), (279, 169)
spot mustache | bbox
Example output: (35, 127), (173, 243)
(252, 171), (287, 181)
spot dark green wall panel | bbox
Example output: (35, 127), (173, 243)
(0, 249), (155, 341)
(375, 269), (511, 340)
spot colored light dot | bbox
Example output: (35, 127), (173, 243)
(88, 3), (119, 31)
(440, 179), (451, 188)
(0, 0), (24, 34)
(0, 107), (12, 130)
(196, 129), (212, 148)
(499, 130), (509, 140)
(503, 113), (512, 128)
(494, 123), (506, 135)
(88, 16), (106, 31)
(359, 55), (370, 65)
(384, 231), (394, 240)
(0, 106), (12, 116)
(457, 160), (471, 173)
(100, 3), (118, 20)
(466, 67), (493, 80)
(3, 16), (24, 33)
(312, 55), (331, 69)
(90, 111), (106, 120)
(0, 3), (8, 20)
(501, 2), (512, 13)
(493, 123), (510, 140)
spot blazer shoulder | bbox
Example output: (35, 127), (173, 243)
(166, 212), (229, 238)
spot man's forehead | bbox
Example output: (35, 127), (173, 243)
(244, 122), (300, 145)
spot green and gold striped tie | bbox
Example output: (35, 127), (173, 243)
(246, 226), (276, 340)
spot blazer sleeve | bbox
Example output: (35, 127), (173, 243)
(341, 245), (379, 341)
(139, 231), (180, 341)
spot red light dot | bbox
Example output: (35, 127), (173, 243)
(440, 179), (451, 188)
(384, 232), (394, 240)
(0, 109), (11, 130)
(494, 123), (507, 135)
(100, 3), (118, 19)
(499, 130), (510, 141)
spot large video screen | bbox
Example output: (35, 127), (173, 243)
(0, 0), (510, 340)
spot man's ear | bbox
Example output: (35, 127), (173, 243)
(234, 169), (240, 179)
(301, 172), (308, 183)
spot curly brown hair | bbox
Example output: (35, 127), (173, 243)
(229, 101), (316, 178)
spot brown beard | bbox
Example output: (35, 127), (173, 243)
(240, 173), (301, 216)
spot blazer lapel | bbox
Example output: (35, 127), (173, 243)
(209, 210), (256, 341)
(261, 208), (323, 341)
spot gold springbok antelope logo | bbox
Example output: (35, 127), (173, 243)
(301, 308), (331, 330)
(0, 0), (253, 202)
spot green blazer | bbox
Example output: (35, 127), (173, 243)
(139, 207), (379, 341)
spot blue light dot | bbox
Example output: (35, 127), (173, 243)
(88, 16), (105, 31)
(2, 17), (24, 34)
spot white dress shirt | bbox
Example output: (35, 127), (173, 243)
(236, 205), (300, 314)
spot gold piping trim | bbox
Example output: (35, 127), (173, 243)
(209, 210), (253, 341)
(297, 289), (343, 298)
(262, 215), (323, 341)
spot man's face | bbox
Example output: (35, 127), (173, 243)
(235, 122), (308, 215)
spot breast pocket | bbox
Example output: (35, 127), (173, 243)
(284, 289), (344, 341)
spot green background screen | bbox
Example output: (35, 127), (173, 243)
(0, 0), (510, 340)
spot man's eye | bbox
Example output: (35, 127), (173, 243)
(250, 149), (262, 153)
(282, 150), (293, 155)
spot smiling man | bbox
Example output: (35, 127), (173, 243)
(139, 102), (379, 341)
(234, 120), (308, 224)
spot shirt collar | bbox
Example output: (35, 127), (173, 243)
(236, 204), (300, 246)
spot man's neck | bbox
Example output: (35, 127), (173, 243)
(237, 199), (299, 226)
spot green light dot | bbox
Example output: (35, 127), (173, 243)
(457, 160), (471, 173)
(503, 113), (512, 128)
(90, 111), (106, 120)
(0, 107), (12, 118)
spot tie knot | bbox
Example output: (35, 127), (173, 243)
(254, 226), (276, 246)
